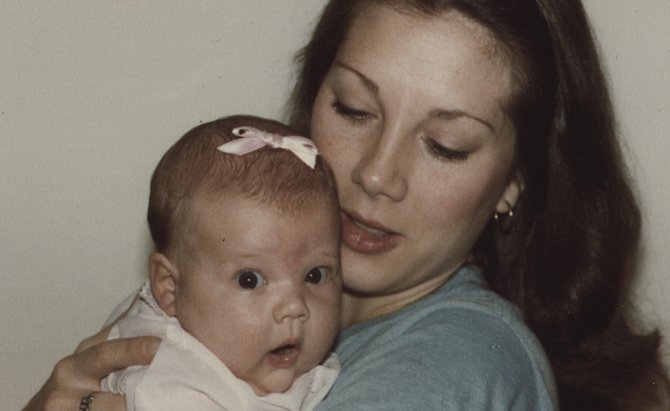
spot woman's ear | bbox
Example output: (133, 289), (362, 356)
(495, 169), (525, 214)
(149, 252), (179, 316)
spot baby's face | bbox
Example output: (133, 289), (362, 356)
(173, 196), (341, 395)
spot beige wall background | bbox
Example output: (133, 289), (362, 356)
(1, 1), (668, 409)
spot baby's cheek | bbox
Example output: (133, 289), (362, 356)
(318, 286), (341, 315)
(314, 292), (341, 338)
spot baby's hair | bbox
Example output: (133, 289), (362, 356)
(147, 115), (339, 254)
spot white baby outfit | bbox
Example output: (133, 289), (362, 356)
(101, 283), (340, 411)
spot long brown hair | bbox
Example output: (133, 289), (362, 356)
(287, 1), (668, 409)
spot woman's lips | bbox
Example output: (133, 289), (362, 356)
(341, 211), (400, 254)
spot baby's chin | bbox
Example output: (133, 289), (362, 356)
(248, 368), (305, 396)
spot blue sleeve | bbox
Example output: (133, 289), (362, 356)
(315, 309), (556, 410)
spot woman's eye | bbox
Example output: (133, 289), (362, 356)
(237, 271), (266, 289)
(331, 100), (371, 123)
(305, 267), (329, 284)
(423, 137), (470, 162)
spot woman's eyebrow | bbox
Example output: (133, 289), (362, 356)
(429, 108), (494, 132)
(333, 61), (494, 132)
(332, 61), (379, 96)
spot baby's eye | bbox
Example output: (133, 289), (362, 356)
(305, 267), (329, 284)
(237, 271), (266, 289)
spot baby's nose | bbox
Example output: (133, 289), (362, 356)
(273, 287), (309, 323)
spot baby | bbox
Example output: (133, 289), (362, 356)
(101, 115), (342, 410)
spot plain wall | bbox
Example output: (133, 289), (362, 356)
(1, 1), (668, 409)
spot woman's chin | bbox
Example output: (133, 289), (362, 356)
(340, 248), (398, 296)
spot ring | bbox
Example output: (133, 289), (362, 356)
(79, 392), (95, 411)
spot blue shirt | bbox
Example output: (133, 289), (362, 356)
(315, 265), (558, 410)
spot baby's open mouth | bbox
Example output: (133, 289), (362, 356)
(271, 344), (296, 356)
(267, 342), (301, 368)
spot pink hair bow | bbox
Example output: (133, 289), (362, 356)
(217, 127), (319, 169)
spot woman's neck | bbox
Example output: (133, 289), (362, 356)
(339, 266), (460, 329)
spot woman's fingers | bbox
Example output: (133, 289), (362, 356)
(76, 295), (140, 354)
(74, 391), (126, 411)
(70, 336), (160, 383)
(22, 336), (159, 411)
(23, 300), (150, 411)
(87, 391), (126, 411)
(75, 322), (117, 354)
(25, 390), (126, 411)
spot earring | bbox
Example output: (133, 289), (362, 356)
(494, 209), (514, 221)
(494, 200), (515, 233)
(494, 200), (514, 221)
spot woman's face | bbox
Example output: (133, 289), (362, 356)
(310, 5), (522, 313)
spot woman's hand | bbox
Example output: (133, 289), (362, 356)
(22, 322), (159, 411)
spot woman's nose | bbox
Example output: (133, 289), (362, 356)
(352, 127), (408, 201)
(273, 286), (310, 323)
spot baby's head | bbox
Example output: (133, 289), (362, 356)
(147, 115), (341, 395)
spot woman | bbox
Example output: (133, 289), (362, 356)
(25, 0), (668, 410)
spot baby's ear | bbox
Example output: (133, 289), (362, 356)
(149, 252), (179, 316)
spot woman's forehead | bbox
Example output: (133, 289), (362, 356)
(335, 4), (515, 134)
